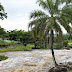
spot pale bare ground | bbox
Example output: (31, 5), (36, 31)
(0, 49), (72, 72)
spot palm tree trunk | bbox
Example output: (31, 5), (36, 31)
(34, 40), (36, 49)
(48, 36), (49, 44)
(50, 30), (58, 66)
(44, 39), (45, 48)
(41, 40), (42, 48)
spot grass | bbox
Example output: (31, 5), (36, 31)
(68, 70), (72, 72)
(0, 40), (10, 45)
(0, 44), (34, 53)
(68, 40), (72, 43)
(0, 55), (8, 61)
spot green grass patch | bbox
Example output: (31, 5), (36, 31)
(0, 55), (8, 61)
(0, 44), (34, 53)
(68, 70), (72, 72)
(0, 40), (10, 45)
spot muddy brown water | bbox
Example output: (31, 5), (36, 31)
(0, 49), (72, 72)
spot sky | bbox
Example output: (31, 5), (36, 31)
(0, 0), (68, 33)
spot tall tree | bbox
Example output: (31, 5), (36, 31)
(0, 26), (7, 38)
(29, 0), (72, 66)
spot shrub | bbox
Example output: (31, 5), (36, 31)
(54, 42), (63, 49)
(68, 44), (72, 48)
(0, 55), (8, 61)
(63, 40), (68, 47)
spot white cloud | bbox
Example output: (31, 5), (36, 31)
(0, 16), (29, 31)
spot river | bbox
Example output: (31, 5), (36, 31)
(0, 49), (72, 72)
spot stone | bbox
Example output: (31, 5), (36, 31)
(48, 65), (68, 72)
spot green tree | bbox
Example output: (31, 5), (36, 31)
(0, 3), (7, 38)
(0, 3), (7, 20)
(69, 28), (72, 40)
(8, 30), (35, 45)
(8, 29), (25, 41)
(0, 26), (8, 38)
(29, 0), (72, 66)
(20, 31), (34, 45)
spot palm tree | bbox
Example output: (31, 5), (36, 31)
(69, 28), (72, 40)
(29, 0), (72, 66)
(31, 27), (38, 48)
(0, 3), (7, 20)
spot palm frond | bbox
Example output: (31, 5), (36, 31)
(37, 0), (49, 10)
(62, 5), (72, 22)
(29, 16), (48, 28)
(61, 0), (72, 4)
(58, 15), (71, 33)
(0, 3), (7, 20)
(0, 4), (4, 11)
(53, 20), (62, 36)
(30, 10), (48, 19)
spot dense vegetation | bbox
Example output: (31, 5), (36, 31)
(0, 26), (72, 49)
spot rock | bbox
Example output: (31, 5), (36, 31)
(48, 65), (68, 72)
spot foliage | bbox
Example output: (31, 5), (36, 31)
(0, 40), (10, 45)
(8, 30), (35, 45)
(29, 0), (72, 66)
(53, 42), (63, 49)
(69, 28), (72, 40)
(0, 44), (33, 53)
(0, 26), (8, 38)
(0, 3), (7, 20)
(63, 34), (69, 40)
(67, 44), (72, 48)
(29, 0), (72, 50)
(68, 40), (72, 43)
(20, 31), (34, 44)
(54, 35), (63, 49)
(63, 40), (68, 47)
(8, 29), (25, 41)
(0, 55), (8, 61)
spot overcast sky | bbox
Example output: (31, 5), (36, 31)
(0, 0), (67, 33)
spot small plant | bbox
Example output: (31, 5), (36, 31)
(0, 55), (8, 61)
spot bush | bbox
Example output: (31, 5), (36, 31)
(0, 41), (11, 45)
(63, 40), (68, 47)
(68, 44), (72, 48)
(53, 42), (63, 49)
(0, 55), (8, 61)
